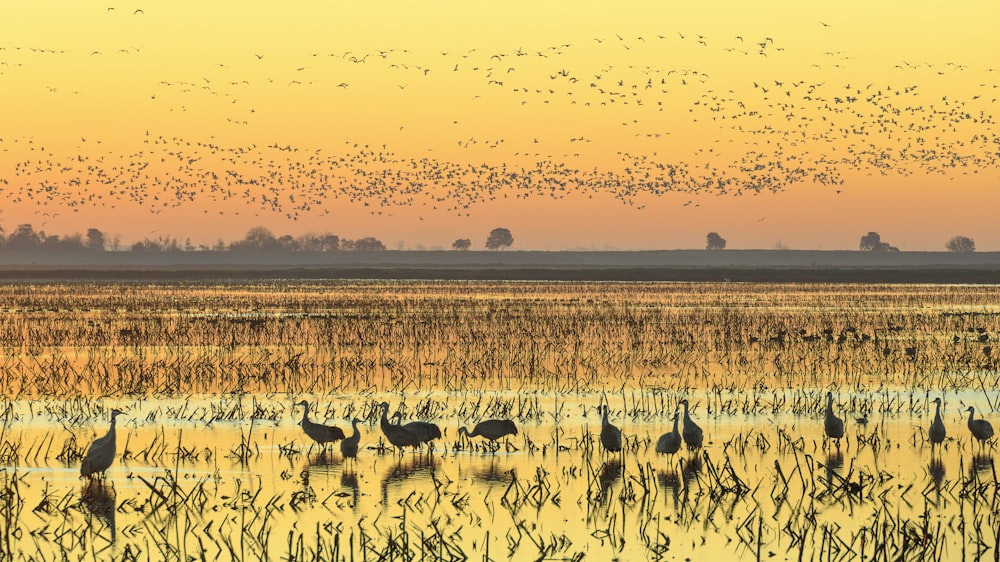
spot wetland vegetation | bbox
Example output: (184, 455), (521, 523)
(0, 280), (998, 561)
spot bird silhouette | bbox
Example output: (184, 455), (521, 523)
(680, 399), (703, 450)
(824, 391), (845, 447)
(967, 406), (994, 446)
(378, 402), (421, 451)
(393, 411), (442, 448)
(928, 397), (946, 449)
(294, 400), (346, 454)
(80, 409), (125, 480)
(599, 405), (622, 453)
(459, 419), (518, 450)
(656, 412), (682, 456)
(340, 417), (362, 459)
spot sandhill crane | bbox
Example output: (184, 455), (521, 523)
(599, 405), (622, 453)
(340, 418), (362, 459)
(379, 402), (420, 451)
(967, 406), (994, 447)
(81, 409), (125, 480)
(824, 391), (844, 448)
(928, 397), (946, 449)
(295, 400), (346, 454)
(459, 419), (518, 450)
(656, 412), (682, 456)
(680, 399), (703, 450)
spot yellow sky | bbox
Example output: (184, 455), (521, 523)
(1, 1), (998, 250)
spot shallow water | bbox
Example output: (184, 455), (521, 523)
(0, 280), (999, 561)
(1, 390), (998, 561)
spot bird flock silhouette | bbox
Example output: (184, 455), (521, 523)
(80, 397), (993, 481)
(2, 6), (999, 235)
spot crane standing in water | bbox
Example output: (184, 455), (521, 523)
(967, 406), (994, 448)
(379, 402), (421, 451)
(680, 399), (703, 451)
(824, 391), (845, 449)
(459, 419), (518, 451)
(599, 405), (623, 453)
(81, 409), (126, 481)
(928, 397), (946, 450)
(295, 400), (346, 455)
(340, 418), (362, 459)
(656, 412), (682, 456)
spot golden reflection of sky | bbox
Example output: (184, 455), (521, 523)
(6, 393), (993, 561)
(1, 1), (998, 249)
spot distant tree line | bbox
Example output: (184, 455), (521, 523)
(0, 223), (980, 252)
(0, 224), (518, 253)
(0, 224), (388, 253)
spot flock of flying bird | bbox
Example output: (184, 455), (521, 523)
(2, 16), (999, 232)
(79, 394), (996, 481)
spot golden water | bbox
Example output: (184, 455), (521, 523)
(0, 281), (998, 561)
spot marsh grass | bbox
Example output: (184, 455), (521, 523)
(1, 281), (999, 560)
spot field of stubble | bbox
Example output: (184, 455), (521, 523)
(1, 280), (998, 561)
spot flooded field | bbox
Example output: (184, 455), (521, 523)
(1, 280), (999, 561)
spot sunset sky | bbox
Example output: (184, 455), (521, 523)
(1, 1), (998, 250)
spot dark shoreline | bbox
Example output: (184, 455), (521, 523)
(0, 250), (998, 283)
(0, 266), (997, 283)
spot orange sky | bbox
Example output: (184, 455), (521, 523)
(1, 1), (998, 250)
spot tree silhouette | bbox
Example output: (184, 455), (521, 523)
(6, 224), (42, 250)
(485, 228), (513, 250)
(859, 231), (882, 251)
(946, 235), (975, 252)
(706, 232), (726, 250)
(86, 228), (106, 251)
(452, 238), (472, 251)
(231, 226), (279, 250)
(859, 231), (898, 252)
(353, 237), (386, 251)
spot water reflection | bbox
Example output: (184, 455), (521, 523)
(657, 469), (682, 511)
(824, 451), (844, 470)
(681, 455), (702, 486)
(381, 455), (439, 505)
(305, 452), (341, 469)
(969, 453), (994, 479)
(340, 469), (360, 509)
(596, 459), (622, 502)
(471, 459), (514, 484)
(927, 457), (946, 493)
(81, 481), (116, 544)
